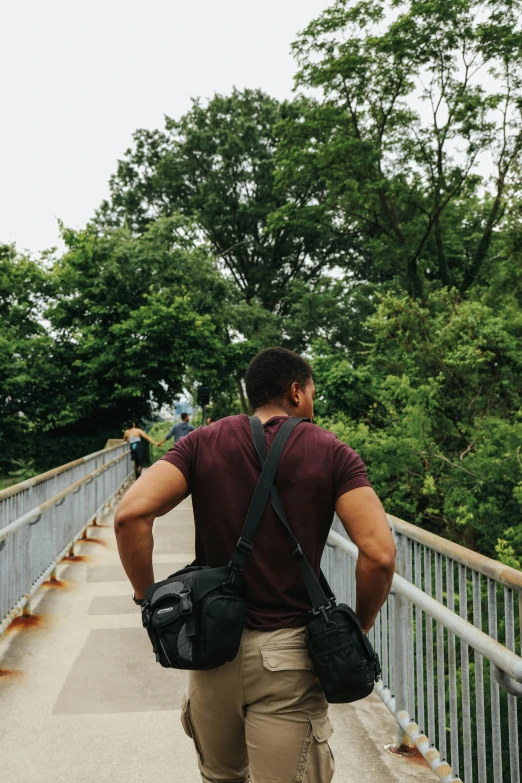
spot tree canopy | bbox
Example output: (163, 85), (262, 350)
(98, 89), (343, 312)
(275, 0), (522, 297)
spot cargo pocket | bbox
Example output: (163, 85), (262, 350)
(180, 694), (204, 764)
(260, 643), (315, 672)
(260, 641), (328, 720)
(295, 713), (335, 783)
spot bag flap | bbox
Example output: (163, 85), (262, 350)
(260, 643), (314, 672)
(149, 575), (194, 608)
(335, 603), (378, 660)
(191, 566), (241, 601)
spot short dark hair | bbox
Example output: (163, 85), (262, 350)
(245, 348), (312, 410)
(181, 412), (189, 421)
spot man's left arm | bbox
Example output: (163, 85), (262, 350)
(157, 424), (176, 448)
(114, 461), (188, 599)
(165, 424), (177, 440)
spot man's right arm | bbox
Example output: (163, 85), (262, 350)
(335, 486), (395, 632)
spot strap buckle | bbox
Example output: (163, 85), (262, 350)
(236, 537), (253, 556)
(311, 604), (337, 632)
(310, 601), (333, 617)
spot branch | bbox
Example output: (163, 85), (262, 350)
(459, 443), (474, 462)
(418, 452), (514, 496)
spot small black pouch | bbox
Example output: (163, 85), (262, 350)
(306, 603), (381, 703)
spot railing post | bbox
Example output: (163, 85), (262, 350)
(393, 532), (412, 749)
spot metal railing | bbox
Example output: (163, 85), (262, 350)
(0, 443), (132, 634)
(322, 516), (522, 783)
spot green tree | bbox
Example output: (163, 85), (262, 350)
(98, 89), (342, 312)
(0, 244), (53, 474)
(33, 214), (283, 465)
(45, 218), (234, 434)
(274, 0), (522, 297)
(314, 288), (522, 558)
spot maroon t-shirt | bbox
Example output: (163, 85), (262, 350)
(161, 415), (371, 630)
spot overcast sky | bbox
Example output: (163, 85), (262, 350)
(1, 0), (329, 256)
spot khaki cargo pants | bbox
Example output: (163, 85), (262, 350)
(180, 627), (335, 783)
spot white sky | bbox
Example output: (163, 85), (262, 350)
(0, 0), (329, 256)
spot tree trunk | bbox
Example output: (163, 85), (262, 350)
(236, 376), (249, 414)
(406, 256), (424, 299)
(434, 208), (451, 287)
(463, 182), (505, 291)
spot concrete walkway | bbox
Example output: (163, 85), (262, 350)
(0, 489), (431, 782)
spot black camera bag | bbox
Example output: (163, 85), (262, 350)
(141, 564), (245, 669)
(141, 416), (305, 670)
(249, 417), (381, 703)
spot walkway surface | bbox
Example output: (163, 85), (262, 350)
(0, 488), (431, 782)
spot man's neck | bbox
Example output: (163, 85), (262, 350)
(252, 404), (292, 424)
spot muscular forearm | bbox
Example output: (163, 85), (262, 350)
(355, 553), (394, 632)
(114, 514), (155, 599)
(114, 462), (188, 598)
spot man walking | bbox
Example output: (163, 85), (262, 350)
(115, 347), (395, 783)
(158, 412), (195, 447)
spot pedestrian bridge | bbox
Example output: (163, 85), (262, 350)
(1, 444), (521, 783)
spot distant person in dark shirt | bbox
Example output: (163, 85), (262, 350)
(157, 412), (195, 447)
(115, 347), (395, 783)
(205, 416), (215, 426)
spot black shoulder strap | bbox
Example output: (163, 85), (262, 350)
(249, 416), (335, 612)
(228, 416), (305, 572)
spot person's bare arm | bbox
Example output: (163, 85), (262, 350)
(335, 486), (395, 632)
(137, 428), (161, 447)
(114, 461), (188, 599)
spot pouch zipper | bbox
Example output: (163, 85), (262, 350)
(159, 636), (173, 666)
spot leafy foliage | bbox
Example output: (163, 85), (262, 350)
(275, 0), (522, 297)
(0, 244), (53, 472)
(98, 89), (342, 312)
(314, 287), (522, 558)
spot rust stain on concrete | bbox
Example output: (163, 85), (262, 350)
(386, 744), (430, 767)
(42, 578), (69, 589)
(0, 668), (22, 679)
(7, 615), (44, 631)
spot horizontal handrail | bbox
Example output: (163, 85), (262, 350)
(328, 530), (522, 683)
(0, 443), (127, 502)
(0, 451), (129, 544)
(388, 513), (522, 592)
(0, 449), (132, 635)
